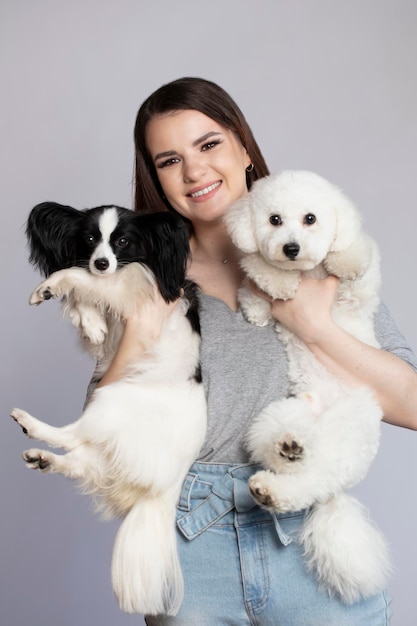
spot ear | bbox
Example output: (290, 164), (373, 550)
(26, 202), (83, 276)
(141, 212), (190, 302)
(224, 194), (258, 253)
(329, 187), (362, 252)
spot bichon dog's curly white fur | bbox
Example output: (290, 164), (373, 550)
(225, 170), (391, 603)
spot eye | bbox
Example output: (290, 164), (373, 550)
(157, 157), (180, 169)
(115, 237), (129, 248)
(201, 139), (221, 151)
(269, 215), (282, 226)
(304, 214), (316, 225)
(84, 234), (96, 246)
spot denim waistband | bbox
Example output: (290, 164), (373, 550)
(176, 462), (294, 546)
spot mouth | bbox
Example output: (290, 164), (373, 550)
(187, 181), (221, 198)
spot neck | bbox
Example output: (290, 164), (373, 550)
(190, 222), (241, 265)
(187, 221), (244, 311)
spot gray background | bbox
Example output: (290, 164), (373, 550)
(1, 1), (416, 625)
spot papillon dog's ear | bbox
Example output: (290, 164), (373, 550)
(26, 202), (84, 276)
(140, 212), (190, 302)
(224, 194), (258, 253)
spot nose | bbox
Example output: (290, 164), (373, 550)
(182, 155), (206, 183)
(94, 257), (110, 271)
(283, 243), (300, 260)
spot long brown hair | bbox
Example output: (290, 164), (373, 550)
(133, 77), (269, 213)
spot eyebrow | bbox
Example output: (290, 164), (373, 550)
(153, 131), (223, 162)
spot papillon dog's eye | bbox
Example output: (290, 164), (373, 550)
(304, 214), (316, 225)
(269, 215), (282, 226)
(116, 237), (129, 248)
(84, 234), (96, 246)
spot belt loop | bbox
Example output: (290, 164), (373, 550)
(271, 513), (292, 546)
(177, 472), (198, 511)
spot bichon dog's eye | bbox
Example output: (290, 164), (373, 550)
(269, 215), (282, 226)
(116, 237), (129, 248)
(304, 214), (316, 225)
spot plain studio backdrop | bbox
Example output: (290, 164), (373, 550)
(1, 1), (416, 625)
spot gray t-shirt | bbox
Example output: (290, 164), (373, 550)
(197, 295), (417, 464)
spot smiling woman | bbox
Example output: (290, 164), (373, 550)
(89, 77), (417, 625)
(145, 110), (251, 226)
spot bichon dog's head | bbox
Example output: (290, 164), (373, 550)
(225, 170), (362, 271)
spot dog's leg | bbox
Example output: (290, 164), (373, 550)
(324, 232), (375, 281)
(248, 467), (331, 513)
(22, 446), (90, 480)
(62, 300), (108, 345)
(29, 264), (152, 319)
(248, 387), (382, 513)
(240, 255), (301, 300)
(247, 397), (318, 474)
(238, 284), (273, 326)
(10, 408), (82, 451)
(29, 268), (100, 305)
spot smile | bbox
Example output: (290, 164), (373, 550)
(188, 182), (221, 198)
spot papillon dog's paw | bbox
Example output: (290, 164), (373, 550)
(10, 408), (34, 437)
(82, 320), (108, 344)
(78, 309), (108, 344)
(248, 470), (281, 511)
(23, 448), (52, 471)
(29, 280), (61, 305)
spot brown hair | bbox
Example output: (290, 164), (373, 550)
(133, 77), (269, 213)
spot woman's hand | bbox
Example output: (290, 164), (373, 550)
(270, 275), (339, 344)
(251, 276), (417, 429)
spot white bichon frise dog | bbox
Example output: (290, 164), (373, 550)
(225, 170), (391, 603)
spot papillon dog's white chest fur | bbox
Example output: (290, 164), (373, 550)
(12, 204), (207, 616)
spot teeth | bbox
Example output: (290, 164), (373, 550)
(190, 182), (221, 197)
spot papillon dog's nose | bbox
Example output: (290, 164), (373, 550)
(283, 243), (300, 259)
(94, 257), (110, 271)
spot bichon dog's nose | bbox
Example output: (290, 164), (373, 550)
(283, 243), (300, 259)
(94, 257), (110, 271)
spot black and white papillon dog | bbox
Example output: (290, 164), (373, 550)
(11, 202), (207, 616)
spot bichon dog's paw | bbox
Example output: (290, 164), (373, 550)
(23, 448), (53, 472)
(324, 233), (375, 281)
(268, 271), (300, 301)
(248, 470), (278, 511)
(238, 287), (272, 327)
(276, 437), (304, 463)
(241, 303), (272, 327)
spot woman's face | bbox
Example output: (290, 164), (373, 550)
(145, 109), (251, 227)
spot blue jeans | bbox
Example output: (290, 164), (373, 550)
(145, 462), (392, 626)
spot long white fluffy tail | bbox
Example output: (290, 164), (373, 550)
(300, 493), (391, 603)
(111, 497), (183, 616)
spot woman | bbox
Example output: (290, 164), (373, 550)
(98, 77), (417, 625)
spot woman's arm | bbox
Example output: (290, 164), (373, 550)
(270, 276), (417, 430)
(97, 288), (180, 388)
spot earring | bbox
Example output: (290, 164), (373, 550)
(246, 163), (254, 172)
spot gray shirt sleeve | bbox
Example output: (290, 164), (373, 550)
(375, 302), (417, 371)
